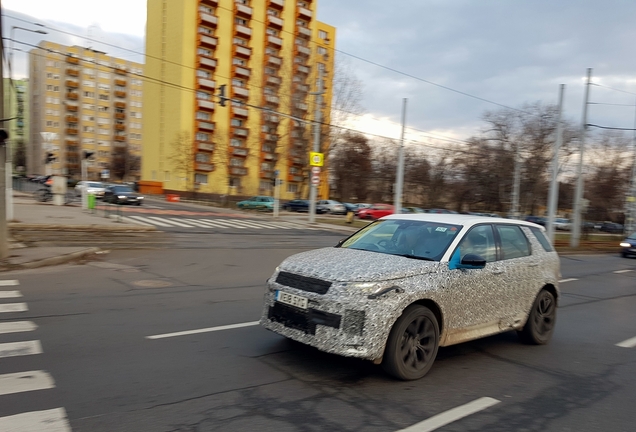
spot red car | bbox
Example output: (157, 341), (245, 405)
(357, 204), (394, 220)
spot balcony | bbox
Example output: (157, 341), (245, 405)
(268, 0), (284, 10)
(66, 104), (78, 112)
(232, 147), (249, 157)
(264, 114), (279, 123)
(114, 136), (126, 142)
(297, 6), (312, 19)
(200, 12), (218, 27)
(233, 65), (250, 78)
(199, 34), (218, 48)
(266, 55), (282, 66)
(233, 127), (248, 137)
(115, 79), (127, 87)
(66, 80), (79, 88)
(235, 24), (252, 38)
(115, 90), (127, 98)
(235, 3), (252, 18)
(267, 35), (283, 48)
(292, 157), (303, 165)
(115, 124), (126, 131)
(296, 65), (310, 75)
(66, 128), (78, 135)
(267, 15), (283, 29)
(196, 163), (214, 172)
(115, 112), (126, 120)
(198, 77), (216, 90)
(198, 121), (215, 131)
(66, 68), (79, 77)
(233, 107), (248, 117)
(295, 102), (308, 111)
(296, 26), (312, 38)
(115, 68), (127, 75)
(263, 153), (276, 161)
(198, 56), (217, 70)
(264, 133), (278, 142)
(66, 92), (79, 100)
(198, 142), (215, 152)
(265, 95), (279, 105)
(296, 45), (311, 57)
(233, 45), (251, 59)
(200, 0), (218, 6)
(295, 83), (309, 93)
(65, 115), (78, 122)
(267, 76), (281, 86)
(114, 102), (126, 109)
(66, 56), (79, 65)
(198, 100), (215, 111)
(232, 86), (249, 99)
(290, 175), (304, 182)
(230, 167), (248, 176)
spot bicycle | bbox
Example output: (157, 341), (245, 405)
(33, 187), (77, 205)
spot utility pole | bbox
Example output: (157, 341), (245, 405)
(308, 67), (324, 224)
(394, 98), (407, 214)
(571, 68), (592, 248)
(625, 97), (636, 235)
(546, 84), (566, 243)
(510, 143), (521, 219)
(0, 0), (9, 260)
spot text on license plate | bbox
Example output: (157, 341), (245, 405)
(275, 291), (308, 309)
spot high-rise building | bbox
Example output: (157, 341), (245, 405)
(29, 42), (143, 180)
(142, 0), (335, 199)
(3, 78), (29, 172)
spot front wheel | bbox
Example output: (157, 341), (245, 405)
(382, 305), (439, 380)
(518, 289), (557, 345)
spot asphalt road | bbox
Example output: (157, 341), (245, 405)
(1, 230), (635, 431)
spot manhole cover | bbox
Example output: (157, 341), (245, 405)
(132, 279), (173, 288)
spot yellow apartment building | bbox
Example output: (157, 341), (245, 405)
(142, 0), (335, 199)
(29, 41), (143, 180)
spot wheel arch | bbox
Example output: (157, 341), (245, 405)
(409, 299), (444, 337)
(542, 283), (558, 306)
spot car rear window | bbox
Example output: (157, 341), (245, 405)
(530, 227), (554, 252)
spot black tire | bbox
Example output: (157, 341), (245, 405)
(382, 305), (439, 380)
(518, 289), (557, 345)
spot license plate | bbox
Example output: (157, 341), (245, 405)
(275, 290), (308, 309)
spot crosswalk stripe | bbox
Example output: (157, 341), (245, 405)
(0, 290), (22, 299)
(147, 217), (195, 228)
(0, 370), (55, 397)
(0, 321), (38, 335)
(0, 340), (43, 359)
(122, 216), (154, 226)
(0, 280), (19, 286)
(0, 303), (28, 313)
(0, 408), (71, 432)
(201, 219), (245, 229)
(228, 219), (277, 229)
(182, 219), (217, 228)
(128, 215), (172, 227)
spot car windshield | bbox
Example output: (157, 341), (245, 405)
(113, 186), (133, 193)
(340, 219), (462, 261)
(88, 183), (103, 188)
(556, 218), (569, 223)
(628, 232), (636, 240)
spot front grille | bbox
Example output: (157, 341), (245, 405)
(268, 302), (341, 335)
(276, 271), (332, 295)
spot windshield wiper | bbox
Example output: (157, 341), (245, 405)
(394, 254), (435, 261)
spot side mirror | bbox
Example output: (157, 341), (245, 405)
(336, 238), (346, 247)
(461, 254), (486, 268)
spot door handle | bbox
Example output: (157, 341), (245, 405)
(492, 269), (505, 274)
(528, 263), (539, 267)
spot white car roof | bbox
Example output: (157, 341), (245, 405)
(382, 213), (543, 230)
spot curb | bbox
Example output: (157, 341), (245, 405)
(8, 223), (157, 232)
(0, 247), (101, 272)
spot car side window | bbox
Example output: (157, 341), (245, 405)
(496, 225), (531, 260)
(529, 226), (554, 252)
(457, 225), (496, 262)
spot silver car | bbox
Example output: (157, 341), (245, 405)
(75, 181), (106, 198)
(317, 200), (347, 215)
(261, 214), (560, 380)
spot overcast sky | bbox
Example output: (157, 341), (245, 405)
(5, 0), (636, 145)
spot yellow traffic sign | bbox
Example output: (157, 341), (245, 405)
(309, 152), (324, 167)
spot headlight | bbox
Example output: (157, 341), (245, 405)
(620, 242), (631, 247)
(346, 281), (401, 294)
(138, 196), (144, 199)
(118, 195), (126, 199)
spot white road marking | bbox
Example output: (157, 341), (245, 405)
(147, 217), (195, 228)
(0, 290), (22, 298)
(616, 336), (636, 348)
(229, 219), (277, 229)
(0, 340), (43, 359)
(0, 370), (55, 397)
(201, 218), (245, 229)
(122, 216), (154, 226)
(398, 397), (501, 432)
(0, 408), (71, 432)
(128, 215), (171, 227)
(0, 303), (28, 313)
(0, 321), (38, 335)
(182, 218), (217, 228)
(147, 321), (260, 340)
(0, 280), (19, 286)
(614, 269), (634, 274)
(559, 278), (578, 283)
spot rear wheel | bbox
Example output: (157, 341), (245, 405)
(382, 305), (439, 380)
(518, 289), (557, 345)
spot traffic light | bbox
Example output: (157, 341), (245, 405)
(83, 150), (94, 159)
(218, 84), (227, 107)
(45, 152), (56, 164)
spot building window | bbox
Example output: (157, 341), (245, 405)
(230, 139), (243, 147)
(319, 30), (328, 39)
(260, 180), (272, 191)
(229, 178), (241, 187)
(317, 47), (327, 55)
(233, 37), (248, 46)
(199, 26), (214, 35)
(197, 48), (212, 56)
(261, 162), (272, 171)
(83, 91), (94, 98)
(195, 153), (210, 162)
(266, 28), (279, 36)
(235, 18), (248, 25)
(231, 119), (243, 127)
(196, 132), (209, 141)
(230, 158), (243, 167)
(232, 78), (245, 87)
(99, 94), (109, 100)
(196, 91), (211, 100)
(98, 106), (109, 112)
(196, 69), (211, 78)
(287, 183), (298, 193)
(196, 111), (210, 120)
(195, 173), (208, 185)
(232, 58), (246, 66)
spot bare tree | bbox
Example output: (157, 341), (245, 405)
(331, 132), (372, 201)
(170, 131), (196, 193)
(111, 145), (141, 181)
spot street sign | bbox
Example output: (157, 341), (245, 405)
(311, 166), (321, 175)
(309, 152), (324, 167)
(101, 169), (110, 179)
(311, 174), (320, 186)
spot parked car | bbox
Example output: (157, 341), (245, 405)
(600, 222), (624, 234)
(343, 203), (359, 213)
(402, 207), (425, 214)
(525, 215), (546, 226)
(426, 208), (458, 214)
(554, 218), (571, 231)
(357, 204), (394, 220)
(317, 200), (347, 215)
(103, 185), (144, 205)
(354, 203), (372, 215)
(75, 181), (106, 198)
(282, 199), (327, 214)
(620, 232), (636, 257)
(261, 214), (560, 380)
(237, 196), (275, 211)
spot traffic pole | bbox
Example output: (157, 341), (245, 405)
(394, 98), (407, 214)
(546, 84), (565, 243)
(0, 0), (9, 260)
(571, 68), (592, 248)
(308, 67), (324, 224)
